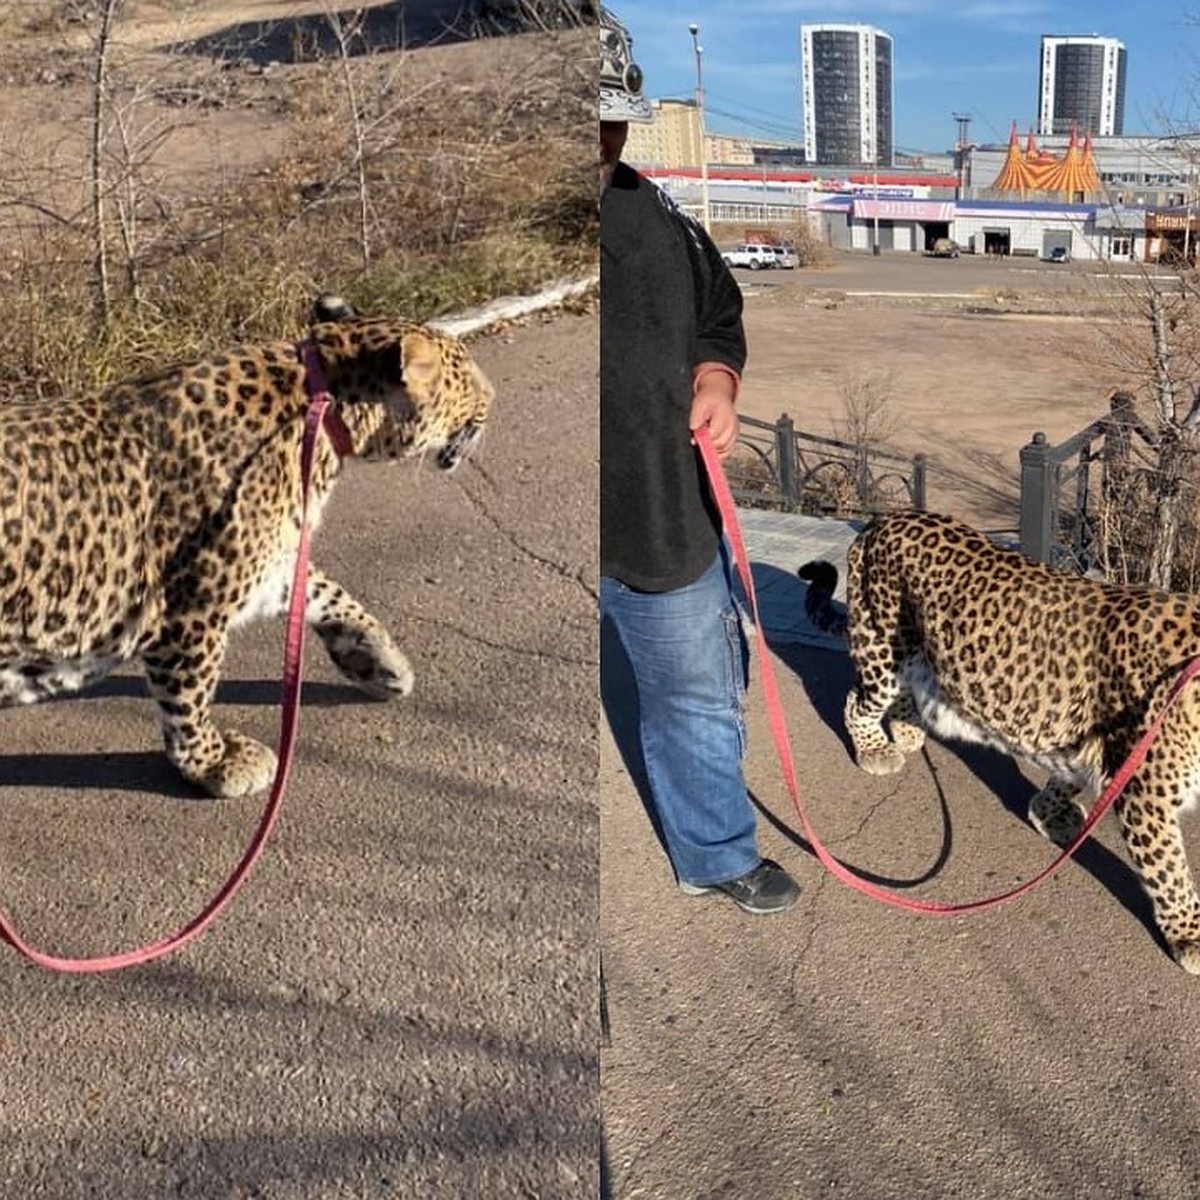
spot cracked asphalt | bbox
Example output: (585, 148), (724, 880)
(602, 582), (1200, 1200)
(0, 308), (598, 1198)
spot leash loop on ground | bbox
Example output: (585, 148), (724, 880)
(695, 426), (1200, 916)
(0, 393), (332, 972)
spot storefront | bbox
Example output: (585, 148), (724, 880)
(1144, 209), (1200, 265)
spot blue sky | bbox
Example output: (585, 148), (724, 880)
(612, 1), (1200, 154)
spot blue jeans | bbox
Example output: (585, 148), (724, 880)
(600, 550), (760, 886)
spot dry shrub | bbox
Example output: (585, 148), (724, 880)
(0, 9), (595, 397)
(1094, 458), (1200, 591)
(832, 368), (899, 448)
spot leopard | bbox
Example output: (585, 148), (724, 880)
(799, 509), (1200, 973)
(0, 293), (493, 799)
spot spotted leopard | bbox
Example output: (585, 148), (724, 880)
(0, 294), (494, 798)
(801, 510), (1200, 973)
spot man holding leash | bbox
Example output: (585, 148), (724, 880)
(599, 7), (800, 915)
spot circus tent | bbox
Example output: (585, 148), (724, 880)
(991, 123), (1103, 200)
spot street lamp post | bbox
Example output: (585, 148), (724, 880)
(872, 152), (880, 256)
(688, 22), (711, 232)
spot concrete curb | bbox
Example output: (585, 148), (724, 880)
(429, 273), (599, 338)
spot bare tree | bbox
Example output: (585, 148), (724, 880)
(325, 7), (373, 267)
(90, 0), (122, 326)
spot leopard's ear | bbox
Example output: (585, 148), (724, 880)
(312, 293), (356, 323)
(401, 329), (443, 389)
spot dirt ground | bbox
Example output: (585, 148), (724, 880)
(732, 252), (1150, 531)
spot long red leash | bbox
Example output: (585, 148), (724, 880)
(0, 376), (336, 972)
(695, 427), (1200, 915)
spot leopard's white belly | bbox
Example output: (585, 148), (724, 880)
(230, 500), (329, 630)
(898, 654), (1101, 792)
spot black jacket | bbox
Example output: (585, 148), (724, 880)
(600, 163), (747, 592)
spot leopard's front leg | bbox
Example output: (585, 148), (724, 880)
(845, 676), (908, 775)
(142, 623), (276, 799)
(307, 567), (413, 699)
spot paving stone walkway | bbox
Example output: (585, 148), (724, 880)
(733, 508), (861, 651)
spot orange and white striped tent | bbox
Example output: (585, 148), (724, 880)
(991, 123), (1103, 200)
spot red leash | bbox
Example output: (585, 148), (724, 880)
(0, 372), (337, 972)
(695, 426), (1200, 916)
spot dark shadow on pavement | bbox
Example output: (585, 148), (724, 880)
(763, 628), (1166, 958)
(67, 675), (384, 708)
(0, 750), (197, 798)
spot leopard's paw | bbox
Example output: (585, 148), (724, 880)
(322, 626), (414, 699)
(1028, 792), (1086, 847)
(185, 730), (278, 798)
(855, 745), (906, 776)
(1171, 939), (1200, 975)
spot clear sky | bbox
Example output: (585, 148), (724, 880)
(612, 1), (1200, 155)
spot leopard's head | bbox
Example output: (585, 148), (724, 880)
(308, 294), (494, 470)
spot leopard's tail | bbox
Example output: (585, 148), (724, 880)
(797, 560), (849, 637)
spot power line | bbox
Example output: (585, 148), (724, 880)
(705, 103), (800, 142)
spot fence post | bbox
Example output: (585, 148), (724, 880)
(911, 453), (927, 510)
(1019, 431), (1057, 563)
(776, 413), (797, 508)
(1105, 389), (1135, 499)
(855, 444), (871, 510)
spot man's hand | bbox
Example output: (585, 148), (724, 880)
(689, 368), (740, 459)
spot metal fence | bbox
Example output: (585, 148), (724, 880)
(1018, 391), (1159, 571)
(725, 413), (927, 515)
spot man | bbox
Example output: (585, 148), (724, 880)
(599, 8), (800, 915)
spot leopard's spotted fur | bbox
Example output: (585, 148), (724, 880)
(801, 510), (1200, 973)
(0, 295), (493, 798)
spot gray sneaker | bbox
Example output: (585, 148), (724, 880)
(679, 859), (801, 915)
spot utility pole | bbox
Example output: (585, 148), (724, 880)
(871, 114), (880, 256)
(953, 112), (972, 201)
(688, 23), (711, 232)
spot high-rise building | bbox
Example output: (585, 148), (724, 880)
(801, 24), (893, 167)
(1039, 35), (1127, 137)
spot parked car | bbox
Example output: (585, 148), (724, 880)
(771, 244), (799, 269)
(926, 238), (960, 258)
(721, 243), (779, 270)
(1046, 246), (1071, 263)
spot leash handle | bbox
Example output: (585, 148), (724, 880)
(694, 426), (1200, 916)
(0, 402), (331, 972)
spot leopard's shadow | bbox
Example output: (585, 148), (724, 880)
(0, 677), (386, 798)
(69, 676), (375, 708)
(757, 561), (1164, 955)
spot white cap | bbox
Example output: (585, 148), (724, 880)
(600, 8), (652, 124)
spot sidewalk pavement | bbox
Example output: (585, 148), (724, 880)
(734, 507), (861, 652)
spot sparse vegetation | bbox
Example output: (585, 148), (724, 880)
(0, 0), (596, 398)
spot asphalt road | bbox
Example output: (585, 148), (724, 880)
(0, 309), (598, 1198)
(601, 247), (1200, 1200)
(730, 246), (1187, 301)
(602, 570), (1200, 1199)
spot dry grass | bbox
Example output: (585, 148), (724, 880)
(0, 3), (596, 397)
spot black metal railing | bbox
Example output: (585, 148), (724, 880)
(1018, 391), (1159, 571)
(724, 413), (927, 516)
